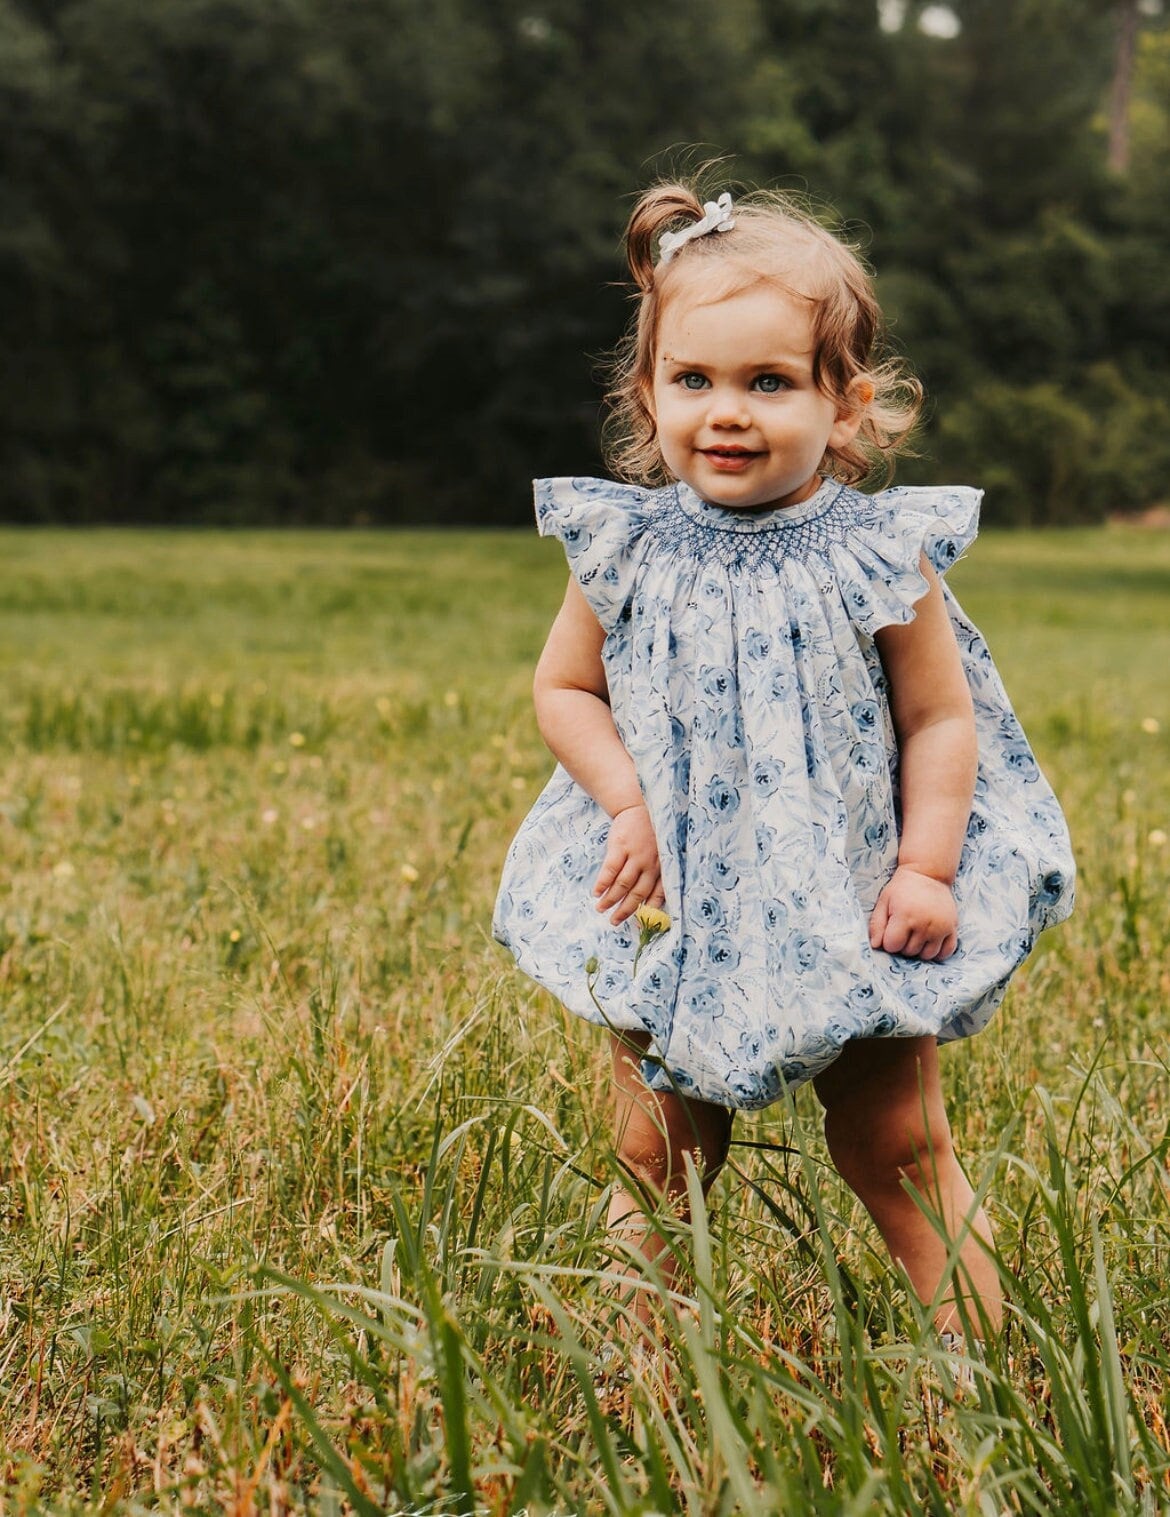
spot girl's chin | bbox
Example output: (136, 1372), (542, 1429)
(686, 475), (822, 511)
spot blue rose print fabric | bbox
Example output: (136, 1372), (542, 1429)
(493, 476), (1075, 1110)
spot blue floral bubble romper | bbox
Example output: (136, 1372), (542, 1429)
(493, 476), (1075, 1110)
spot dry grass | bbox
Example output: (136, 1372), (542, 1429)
(0, 525), (1166, 1513)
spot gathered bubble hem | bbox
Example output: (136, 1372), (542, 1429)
(495, 475), (1074, 1110)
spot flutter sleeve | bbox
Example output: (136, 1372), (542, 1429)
(827, 485), (982, 637)
(534, 476), (656, 632)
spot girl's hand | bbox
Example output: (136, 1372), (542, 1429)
(868, 865), (959, 961)
(594, 803), (664, 926)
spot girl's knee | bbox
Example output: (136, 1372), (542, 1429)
(613, 1100), (731, 1197)
(817, 1037), (955, 1198)
(614, 1127), (672, 1195)
(825, 1099), (955, 1200)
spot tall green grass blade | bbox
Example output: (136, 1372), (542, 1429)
(434, 1309), (476, 1516)
(1091, 1214), (1132, 1498)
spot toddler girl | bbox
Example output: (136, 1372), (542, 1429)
(494, 181), (1074, 1340)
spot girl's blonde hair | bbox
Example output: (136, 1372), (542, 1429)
(603, 180), (922, 488)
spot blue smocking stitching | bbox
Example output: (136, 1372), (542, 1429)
(648, 485), (877, 573)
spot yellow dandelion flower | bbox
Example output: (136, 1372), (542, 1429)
(634, 904), (671, 935)
(1140, 717), (1161, 735)
(632, 903), (671, 975)
(400, 863), (420, 884)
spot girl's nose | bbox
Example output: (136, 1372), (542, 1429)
(705, 389), (751, 428)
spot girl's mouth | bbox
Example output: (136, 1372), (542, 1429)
(702, 447), (762, 472)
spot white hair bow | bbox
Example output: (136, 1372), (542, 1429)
(658, 193), (736, 265)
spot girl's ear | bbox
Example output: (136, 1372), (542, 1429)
(827, 374), (873, 450)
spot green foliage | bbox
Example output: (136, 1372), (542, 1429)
(1, 1), (1169, 522)
(0, 526), (1168, 1509)
(936, 362), (1170, 525)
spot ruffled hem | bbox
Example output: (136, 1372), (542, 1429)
(827, 485), (982, 639)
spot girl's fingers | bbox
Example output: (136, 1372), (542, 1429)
(608, 878), (661, 923)
(868, 896), (890, 949)
(889, 927), (958, 961)
(593, 852), (634, 899)
(599, 869), (662, 924)
(594, 866), (639, 905)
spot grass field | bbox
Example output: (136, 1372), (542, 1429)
(0, 525), (1167, 1514)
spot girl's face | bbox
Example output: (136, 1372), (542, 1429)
(648, 278), (862, 511)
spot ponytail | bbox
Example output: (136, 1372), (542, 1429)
(624, 183), (706, 290)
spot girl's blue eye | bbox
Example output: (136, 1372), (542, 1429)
(754, 374), (787, 393)
(679, 373), (709, 390)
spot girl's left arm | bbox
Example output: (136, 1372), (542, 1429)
(871, 557), (977, 960)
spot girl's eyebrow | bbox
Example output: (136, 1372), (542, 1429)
(660, 351), (812, 372)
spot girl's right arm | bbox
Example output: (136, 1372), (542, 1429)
(533, 578), (663, 925)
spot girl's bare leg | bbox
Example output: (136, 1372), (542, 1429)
(605, 1031), (732, 1328)
(814, 1035), (1001, 1337)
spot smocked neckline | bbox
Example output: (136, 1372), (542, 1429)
(674, 478), (844, 532)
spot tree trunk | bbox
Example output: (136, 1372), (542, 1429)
(1107, 0), (1139, 174)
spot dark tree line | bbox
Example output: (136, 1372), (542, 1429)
(1, 0), (1168, 526)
